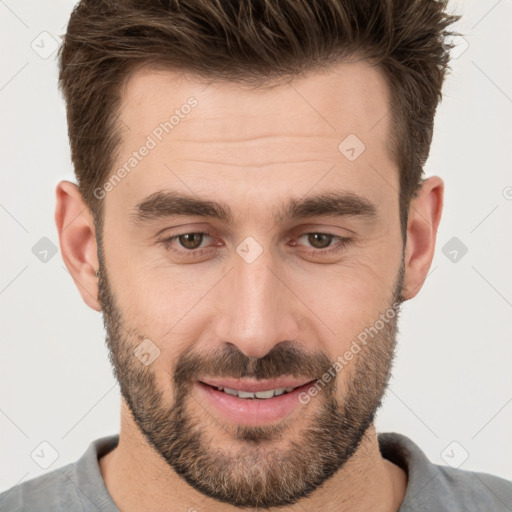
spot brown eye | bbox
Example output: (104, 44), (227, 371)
(306, 233), (335, 249)
(293, 232), (352, 258)
(158, 230), (218, 260)
(178, 233), (205, 250)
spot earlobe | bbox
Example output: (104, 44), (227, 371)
(401, 176), (444, 301)
(55, 180), (101, 312)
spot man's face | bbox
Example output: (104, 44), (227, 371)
(97, 60), (405, 508)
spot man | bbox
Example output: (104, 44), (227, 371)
(1, 0), (511, 511)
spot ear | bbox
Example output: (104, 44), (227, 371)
(55, 180), (101, 311)
(402, 176), (444, 300)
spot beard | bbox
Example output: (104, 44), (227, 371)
(97, 244), (404, 509)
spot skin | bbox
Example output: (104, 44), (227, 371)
(55, 60), (443, 511)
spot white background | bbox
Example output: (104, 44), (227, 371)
(1, 0), (511, 494)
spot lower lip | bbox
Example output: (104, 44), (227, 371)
(195, 381), (314, 426)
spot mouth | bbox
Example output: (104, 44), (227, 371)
(195, 378), (316, 426)
(199, 381), (306, 399)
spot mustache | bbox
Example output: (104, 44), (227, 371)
(173, 340), (334, 385)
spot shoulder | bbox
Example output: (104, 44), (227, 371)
(0, 435), (119, 512)
(433, 463), (512, 509)
(378, 432), (512, 512)
(0, 463), (78, 512)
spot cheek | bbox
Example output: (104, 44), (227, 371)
(102, 223), (208, 331)
(294, 263), (400, 382)
(108, 262), (223, 377)
(297, 248), (399, 332)
(116, 276), (209, 339)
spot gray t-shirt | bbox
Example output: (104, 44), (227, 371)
(1, 432), (511, 511)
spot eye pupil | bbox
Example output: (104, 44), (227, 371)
(179, 233), (203, 249)
(308, 233), (332, 249)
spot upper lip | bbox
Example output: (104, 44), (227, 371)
(198, 377), (315, 393)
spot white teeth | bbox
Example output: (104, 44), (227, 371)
(212, 384), (299, 399)
(254, 389), (275, 399)
(237, 390), (255, 399)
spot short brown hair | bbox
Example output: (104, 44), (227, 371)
(58, 0), (459, 239)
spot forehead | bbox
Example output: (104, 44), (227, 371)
(118, 59), (391, 145)
(106, 60), (395, 223)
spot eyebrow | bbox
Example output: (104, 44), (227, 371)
(130, 189), (377, 226)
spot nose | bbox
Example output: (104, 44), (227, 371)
(213, 245), (302, 359)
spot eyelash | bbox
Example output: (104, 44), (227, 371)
(157, 230), (352, 259)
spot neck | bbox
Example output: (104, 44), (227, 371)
(99, 402), (407, 512)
